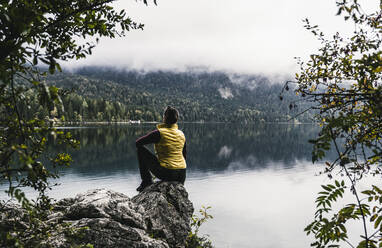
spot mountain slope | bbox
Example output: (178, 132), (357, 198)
(44, 66), (308, 122)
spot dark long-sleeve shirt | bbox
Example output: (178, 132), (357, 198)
(136, 130), (187, 159)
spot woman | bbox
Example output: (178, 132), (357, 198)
(135, 106), (187, 192)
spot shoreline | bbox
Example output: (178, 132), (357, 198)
(53, 120), (317, 128)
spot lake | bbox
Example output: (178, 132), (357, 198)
(1, 123), (337, 247)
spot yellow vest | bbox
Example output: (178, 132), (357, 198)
(154, 123), (186, 169)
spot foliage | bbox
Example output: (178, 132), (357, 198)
(285, 0), (382, 247)
(186, 206), (214, 248)
(0, 0), (149, 246)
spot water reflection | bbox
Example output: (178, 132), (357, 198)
(47, 123), (329, 177)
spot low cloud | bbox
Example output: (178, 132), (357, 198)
(66, 0), (379, 76)
(218, 146), (233, 159)
(218, 88), (234, 99)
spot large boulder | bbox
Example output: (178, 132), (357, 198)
(132, 182), (194, 247)
(1, 182), (194, 248)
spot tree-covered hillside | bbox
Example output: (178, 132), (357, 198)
(42, 66), (309, 123)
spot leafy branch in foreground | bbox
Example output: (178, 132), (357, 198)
(284, 0), (382, 247)
(187, 206), (214, 248)
(0, 0), (152, 246)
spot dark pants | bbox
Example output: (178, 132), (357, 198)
(137, 146), (186, 184)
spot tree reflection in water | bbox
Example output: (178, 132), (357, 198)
(44, 123), (337, 177)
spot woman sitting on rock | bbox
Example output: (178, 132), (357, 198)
(135, 106), (187, 192)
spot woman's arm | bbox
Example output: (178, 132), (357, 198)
(182, 142), (187, 160)
(135, 130), (161, 147)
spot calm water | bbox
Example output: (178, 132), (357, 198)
(1, 123), (340, 247)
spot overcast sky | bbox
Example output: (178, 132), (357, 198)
(69, 0), (379, 76)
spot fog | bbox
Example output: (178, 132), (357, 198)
(66, 0), (379, 76)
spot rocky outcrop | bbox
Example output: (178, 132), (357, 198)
(1, 182), (194, 248)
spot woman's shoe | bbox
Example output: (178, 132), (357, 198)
(136, 181), (153, 192)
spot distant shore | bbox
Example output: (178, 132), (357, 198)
(52, 120), (315, 128)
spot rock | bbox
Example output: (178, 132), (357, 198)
(1, 182), (194, 248)
(132, 182), (194, 248)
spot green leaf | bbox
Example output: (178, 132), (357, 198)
(374, 216), (382, 229)
(322, 185), (333, 192)
(48, 69), (54, 78)
(371, 214), (378, 222)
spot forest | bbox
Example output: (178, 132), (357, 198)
(20, 66), (311, 123)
